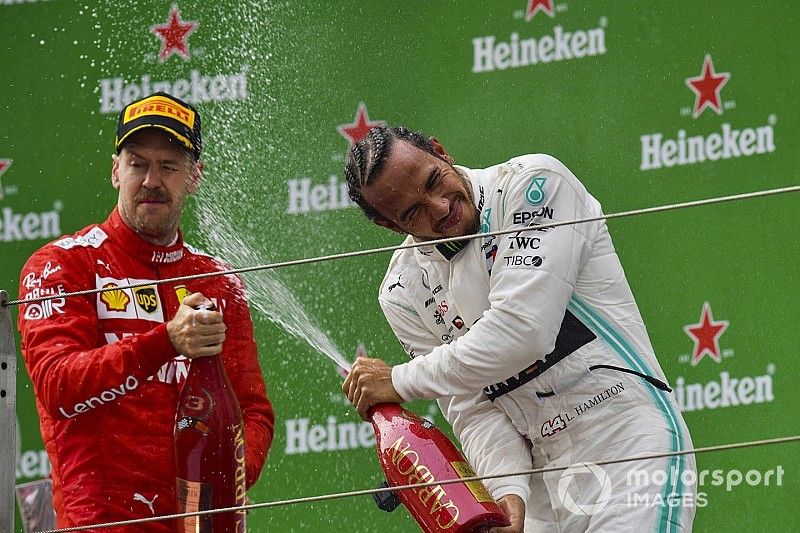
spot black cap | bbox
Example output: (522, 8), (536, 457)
(115, 92), (202, 159)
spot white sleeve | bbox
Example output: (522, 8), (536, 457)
(380, 292), (532, 503)
(393, 155), (601, 399)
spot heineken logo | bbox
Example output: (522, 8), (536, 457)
(639, 55), (776, 171)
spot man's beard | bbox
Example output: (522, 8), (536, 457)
(130, 189), (183, 243)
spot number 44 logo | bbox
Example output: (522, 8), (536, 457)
(541, 414), (568, 437)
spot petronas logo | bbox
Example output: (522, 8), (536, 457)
(525, 176), (547, 206)
(100, 283), (130, 312)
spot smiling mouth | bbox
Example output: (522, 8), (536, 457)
(438, 197), (462, 231)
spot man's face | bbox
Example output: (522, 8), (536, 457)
(361, 139), (479, 240)
(112, 129), (201, 245)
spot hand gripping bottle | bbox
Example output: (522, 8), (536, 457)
(174, 306), (247, 532)
(369, 403), (510, 532)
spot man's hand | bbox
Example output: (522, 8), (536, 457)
(488, 494), (525, 533)
(342, 357), (404, 420)
(166, 292), (226, 360)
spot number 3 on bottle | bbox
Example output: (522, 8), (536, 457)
(184, 395), (206, 413)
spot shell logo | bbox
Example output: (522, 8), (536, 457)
(100, 283), (130, 312)
(174, 285), (191, 304)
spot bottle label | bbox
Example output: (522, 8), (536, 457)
(233, 422), (247, 531)
(177, 477), (213, 533)
(451, 461), (495, 503)
(176, 388), (216, 434)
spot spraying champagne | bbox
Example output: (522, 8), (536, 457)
(346, 344), (510, 532)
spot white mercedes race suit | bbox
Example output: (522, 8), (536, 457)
(380, 154), (696, 532)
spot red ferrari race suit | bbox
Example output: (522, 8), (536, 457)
(17, 208), (274, 532)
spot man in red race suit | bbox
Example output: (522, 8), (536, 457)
(17, 92), (274, 531)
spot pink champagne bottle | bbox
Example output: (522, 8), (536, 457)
(370, 403), (510, 532)
(175, 346), (246, 532)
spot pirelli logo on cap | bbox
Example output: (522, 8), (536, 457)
(123, 95), (195, 128)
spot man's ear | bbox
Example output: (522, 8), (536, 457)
(429, 137), (454, 165)
(111, 154), (121, 190)
(187, 160), (204, 193)
(373, 217), (405, 234)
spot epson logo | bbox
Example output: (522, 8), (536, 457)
(512, 207), (554, 225)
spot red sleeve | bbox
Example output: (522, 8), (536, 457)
(17, 245), (178, 419)
(220, 274), (274, 488)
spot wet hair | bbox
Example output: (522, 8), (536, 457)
(344, 125), (439, 222)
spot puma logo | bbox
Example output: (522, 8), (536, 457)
(387, 276), (404, 292)
(133, 492), (158, 515)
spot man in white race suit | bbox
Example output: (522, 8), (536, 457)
(342, 125), (696, 532)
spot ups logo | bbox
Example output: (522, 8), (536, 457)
(134, 286), (159, 313)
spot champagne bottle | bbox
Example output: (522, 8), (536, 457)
(370, 403), (510, 532)
(175, 350), (247, 532)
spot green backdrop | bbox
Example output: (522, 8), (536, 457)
(2, 1), (798, 531)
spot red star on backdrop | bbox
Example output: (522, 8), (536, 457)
(526, 0), (555, 20)
(684, 302), (729, 366)
(338, 102), (384, 145)
(685, 54), (730, 118)
(0, 159), (12, 200)
(151, 4), (198, 62)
